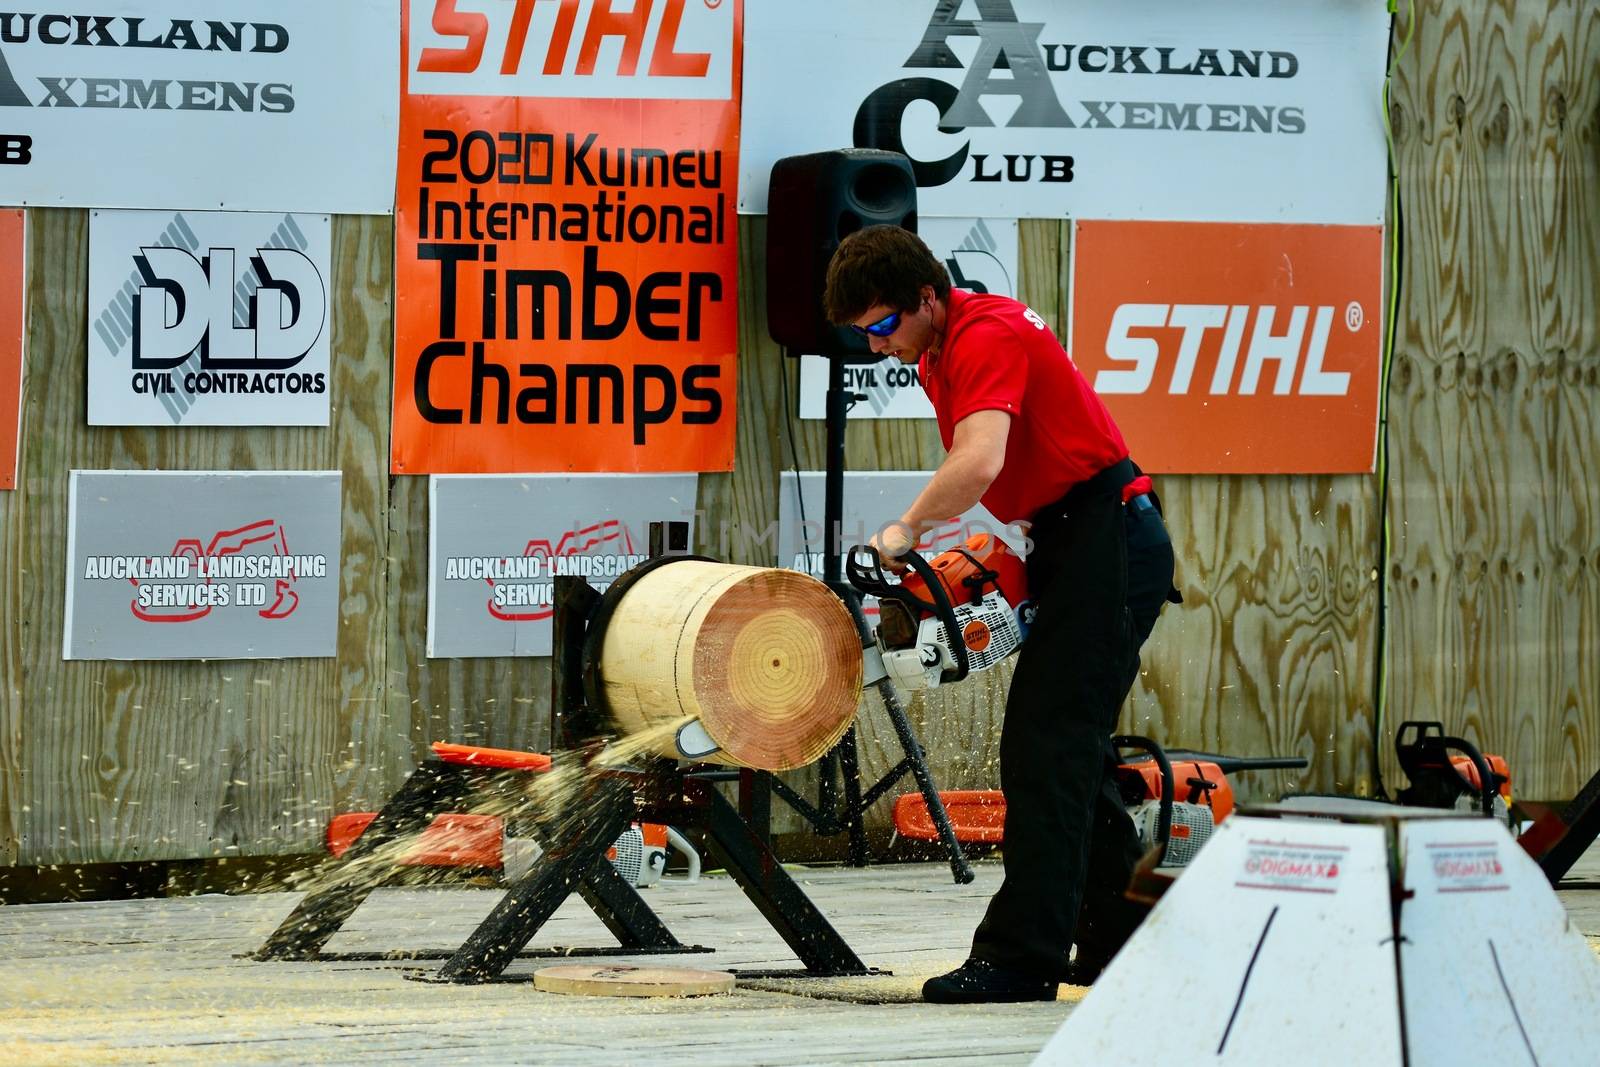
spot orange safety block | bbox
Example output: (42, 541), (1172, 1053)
(893, 790), (1007, 844)
(429, 742), (553, 772)
(326, 811), (504, 867)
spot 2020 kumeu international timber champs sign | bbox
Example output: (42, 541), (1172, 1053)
(392, 0), (742, 474)
(1070, 220), (1384, 474)
(63, 470), (342, 660)
(0, 209), (22, 490)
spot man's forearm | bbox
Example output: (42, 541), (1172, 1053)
(897, 449), (998, 541)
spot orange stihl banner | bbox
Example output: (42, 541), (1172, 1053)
(1071, 220), (1384, 474)
(391, 0), (742, 474)
(0, 210), (23, 491)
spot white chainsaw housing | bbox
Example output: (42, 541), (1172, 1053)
(877, 589), (1026, 690)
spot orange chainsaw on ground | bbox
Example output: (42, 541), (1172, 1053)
(892, 737), (1308, 867)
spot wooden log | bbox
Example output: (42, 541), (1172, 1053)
(597, 561), (862, 771)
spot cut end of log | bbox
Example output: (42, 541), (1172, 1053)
(598, 562), (863, 772)
(692, 568), (862, 771)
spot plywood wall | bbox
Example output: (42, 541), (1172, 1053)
(1382, 0), (1600, 799)
(2, 0), (1597, 866)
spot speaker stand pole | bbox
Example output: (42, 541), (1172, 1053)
(805, 356), (972, 882)
(820, 355), (867, 863)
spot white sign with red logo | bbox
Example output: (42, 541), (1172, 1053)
(427, 474), (699, 658)
(1420, 840), (1511, 895)
(63, 470), (342, 660)
(1237, 838), (1347, 894)
(775, 471), (1024, 582)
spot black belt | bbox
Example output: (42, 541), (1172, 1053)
(1029, 455), (1182, 605)
(1040, 457), (1139, 522)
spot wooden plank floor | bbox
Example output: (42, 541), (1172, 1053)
(5, 851), (1600, 1066)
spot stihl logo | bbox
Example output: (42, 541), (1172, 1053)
(410, 0), (733, 100)
(1095, 301), (1365, 397)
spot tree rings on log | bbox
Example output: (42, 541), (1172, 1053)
(597, 562), (862, 771)
(532, 963), (736, 998)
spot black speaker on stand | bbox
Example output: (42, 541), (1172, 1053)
(752, 149), (971, 883)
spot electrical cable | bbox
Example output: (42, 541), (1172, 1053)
(1371, 0), (1416, 801)
(777, 347), (809, 547)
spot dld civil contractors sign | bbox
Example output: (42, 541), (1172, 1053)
(428, 474), (697, 658)
(88, 209), (331, 426)
(0, 2), (397, 213)
(740, 0), (1387, 222)
(63, 470), (341, 660)
(391, 0), (742, 474)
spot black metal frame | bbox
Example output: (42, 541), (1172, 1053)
(756, 355), (973, 883)
(1532, 764), (1600, 885)
(252, 522), (874, 982)
(249, 757), (700, 971)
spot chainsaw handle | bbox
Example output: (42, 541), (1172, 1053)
(1440, 736), (1499, 817)
(1395, 720), (1498, 817)
(845, 544), (970, 684)
(1114, 734), (1175, 864)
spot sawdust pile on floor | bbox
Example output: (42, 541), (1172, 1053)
(739, 962), (1092, 1005)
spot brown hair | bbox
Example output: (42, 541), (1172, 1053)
(823, 225), (951, 325)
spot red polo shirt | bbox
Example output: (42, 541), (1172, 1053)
(919, 289), (1128, 523)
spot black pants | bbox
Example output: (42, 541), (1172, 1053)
(970, 460), (1176, 979)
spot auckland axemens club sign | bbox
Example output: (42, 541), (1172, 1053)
(853, 0), (1304, 190)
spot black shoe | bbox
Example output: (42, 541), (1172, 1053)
(922, 958), (1058, 1004)
(1061, 955), (1107, 987)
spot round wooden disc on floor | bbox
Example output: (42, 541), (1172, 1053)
(532, 964), (736, 998)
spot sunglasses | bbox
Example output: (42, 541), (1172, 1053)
(849, 309), (903, 338)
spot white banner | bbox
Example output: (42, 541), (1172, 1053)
(427, 474), (698, 658)
(798, 217), (1016, 420)
(63, 470), (342, 661)
(88, 209), (332, 427)
(0, 2), (397, 213)
(740, 0), (1388, 222)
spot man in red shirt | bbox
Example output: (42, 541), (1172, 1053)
(824, 225), (1179, 1003)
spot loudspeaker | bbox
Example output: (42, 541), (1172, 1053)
(765, 149), (917, 360)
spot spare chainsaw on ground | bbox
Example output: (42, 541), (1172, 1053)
(892, 737), (1307, 869)
(1392, 719), (1513, 827)
(847, 533), (1032, 691)
(1112, 736), (1309, 866)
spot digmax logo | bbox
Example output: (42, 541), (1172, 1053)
(408, 0), (735, 101)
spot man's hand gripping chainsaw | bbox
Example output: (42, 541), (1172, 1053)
(846, 532), (1032, 691)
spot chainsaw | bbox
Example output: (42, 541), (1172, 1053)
(1393, 720), (1514, 827)
(1113, 736), (1309, 866)
(846, 532), (1032, 691)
